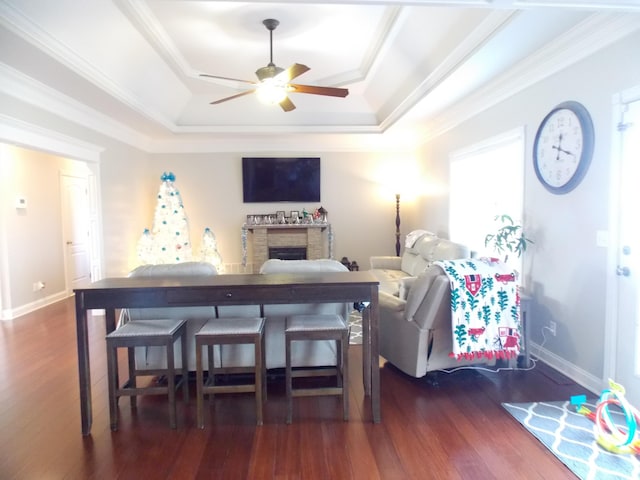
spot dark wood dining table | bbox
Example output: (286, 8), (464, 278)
(74, 270), (380, 435)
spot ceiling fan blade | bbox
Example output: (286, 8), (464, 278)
(200, 73), (256, 85)
(279, 97), (296, 112)
(277, 63), (310, 82)
(210, 89), (256, 105)
(289, 84), (349, 98)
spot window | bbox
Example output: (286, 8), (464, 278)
(449, 127), (525, 273)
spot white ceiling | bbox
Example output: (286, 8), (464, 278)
(1, 1), (640, 152)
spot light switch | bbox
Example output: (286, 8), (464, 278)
(15, 197), (27, 209)
(596, 230), (608, 247)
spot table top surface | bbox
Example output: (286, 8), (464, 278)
(74, 270), (378, 293)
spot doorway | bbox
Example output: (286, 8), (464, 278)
(0, 118), (103, 318)
(60, 173), (93, 291)
(610, 86), (640, 405)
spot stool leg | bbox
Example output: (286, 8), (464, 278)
(341, 332), (349, 421)
(166, 339), (177, 429)
(106, 341), (119, 431)
(180, 331), (189, 403)
(127, 347), (137, 409)
(207, 344), (215, 405)
(196, 339), (204, 429)
(254, 333), (263, 426)
(336, 338), (343, 388)
(286, 336), (293, 425)
(261, 329), (267, 403)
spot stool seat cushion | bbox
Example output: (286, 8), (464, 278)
(197, 317), (265, 336)
(286, 314), (347, 333)
(107, 319), (185, 338)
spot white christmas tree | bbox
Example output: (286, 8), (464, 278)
(137, 172), (193, 264)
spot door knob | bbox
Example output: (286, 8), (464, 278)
(617, 265), (631, 276)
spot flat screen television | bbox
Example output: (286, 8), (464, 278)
(242, 157), (321, 203)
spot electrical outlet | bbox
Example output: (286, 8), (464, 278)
(32, 281), (45, 291)
(548, 320), (557, 336)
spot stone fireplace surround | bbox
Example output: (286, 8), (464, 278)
(243, 224), (332, 273)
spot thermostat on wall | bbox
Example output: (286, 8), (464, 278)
(15, 197), (27, 209)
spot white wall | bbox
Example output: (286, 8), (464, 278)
(418, 30), (640, 390)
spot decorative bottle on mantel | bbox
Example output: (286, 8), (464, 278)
(318, 206), (328, 223)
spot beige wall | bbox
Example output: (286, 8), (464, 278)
(0, 144), (77, 312)
(147, 152), (422, 273)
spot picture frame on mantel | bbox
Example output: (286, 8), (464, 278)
(290, 210), (298, 220)
(276, 210), (285, 224)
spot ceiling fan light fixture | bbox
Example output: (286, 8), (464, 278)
(255, 64), (284, 82)
(202, 18), (347, 111)
(256, 78), (288, 105)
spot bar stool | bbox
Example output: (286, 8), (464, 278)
(105, 318), (188, 431)
(195, 317), (266, 428)
(285, 314), (349, 424)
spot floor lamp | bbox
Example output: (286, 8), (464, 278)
(395, 193), (401, 256)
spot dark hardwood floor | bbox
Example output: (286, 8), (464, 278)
(0, 297), (590, 479)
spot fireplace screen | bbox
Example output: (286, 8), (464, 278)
(269, 247), (307, 261)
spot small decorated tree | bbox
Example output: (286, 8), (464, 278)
(200, 227), (223, 272)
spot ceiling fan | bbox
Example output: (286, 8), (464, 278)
(200, 19), (349, 112)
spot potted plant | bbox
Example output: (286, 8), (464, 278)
(484, 214), (533, 263)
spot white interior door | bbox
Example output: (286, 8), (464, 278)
(61, 174), (92, 291)
(614, 96), (640, 405)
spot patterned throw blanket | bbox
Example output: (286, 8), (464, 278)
(434, 258), (521, 361)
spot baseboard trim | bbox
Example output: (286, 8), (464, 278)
(531, 341), (603, 396)
(1, 291), (69, 321)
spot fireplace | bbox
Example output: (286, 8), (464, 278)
(269, 247), (307, 260)
(243, 224), (332, 272)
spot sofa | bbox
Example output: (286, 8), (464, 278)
(369, 231), (470, 297)
(370, 232), (492, 377)
(120, 259), (349, 372)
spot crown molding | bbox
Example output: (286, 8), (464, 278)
(513, 0), (640, 11)
(419, 12), (640, 143)
(146, 130), (417, 154)
(0, 63), (152, 151)
(117, 0), (402, 89)
(1, 0), (184, 131)
(0, 62), (400, 152)
(379, 8), (519, 132)
(0, 114), (104, 162)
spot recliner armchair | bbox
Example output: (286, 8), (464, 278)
(370, 231), (469, 297)
(378, 265), (493, 378)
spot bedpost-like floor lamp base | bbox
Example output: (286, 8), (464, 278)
(395, 193), (401, 256)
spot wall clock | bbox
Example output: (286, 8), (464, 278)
(533, 101), (594, 194)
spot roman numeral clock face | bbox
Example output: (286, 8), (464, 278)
(533, 101), (594, 194)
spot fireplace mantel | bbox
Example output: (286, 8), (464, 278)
(241, 223), (333, 272)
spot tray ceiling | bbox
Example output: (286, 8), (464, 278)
(1, 1), (639, 152)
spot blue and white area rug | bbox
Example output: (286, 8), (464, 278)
(503, 400), (640, 479)
(348, 311), (362, 345)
